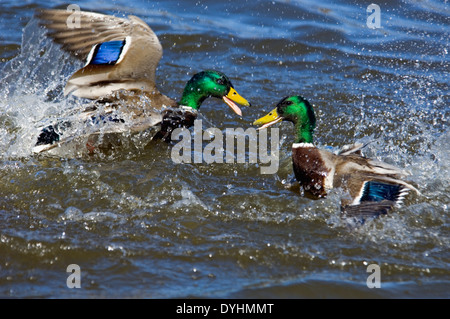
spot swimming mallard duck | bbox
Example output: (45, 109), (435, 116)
(254, 95), (420, 222)
(33, 9), (250, 154)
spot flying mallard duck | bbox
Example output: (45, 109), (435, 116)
(254, 95), (420, 222)
(33, 9), (250, 154)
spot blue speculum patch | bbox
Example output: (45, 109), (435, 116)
(360, 181), (402, 202)
(89, 40), (126, 65)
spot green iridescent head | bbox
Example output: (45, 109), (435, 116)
(179, 70), (250, 115)
(253, 96), (316, 143)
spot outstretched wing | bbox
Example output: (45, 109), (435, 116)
(37, 9), (163, 99)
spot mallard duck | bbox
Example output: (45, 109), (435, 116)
(33, 9), (250, 154)
(253, 95), (420, 221)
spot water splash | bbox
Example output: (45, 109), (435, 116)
(0, 17), (84, 158)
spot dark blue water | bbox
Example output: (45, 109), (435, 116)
(0, 0), (448, 298)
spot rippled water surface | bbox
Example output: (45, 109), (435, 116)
(0, 0), (449, 298)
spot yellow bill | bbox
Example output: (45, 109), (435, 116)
(253, 108), (283, 130)
(222, 87), (251, 117)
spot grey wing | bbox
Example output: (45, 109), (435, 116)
(37, 9), (162, 62)
(37, 9), (163, 98)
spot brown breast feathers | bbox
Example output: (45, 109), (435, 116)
(292, 145), (330, 198)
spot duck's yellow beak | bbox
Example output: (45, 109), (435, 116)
(222, 87), (250, 117)
(253, 108), (283, 130)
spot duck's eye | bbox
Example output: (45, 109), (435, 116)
(216, 77), (225, 85)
